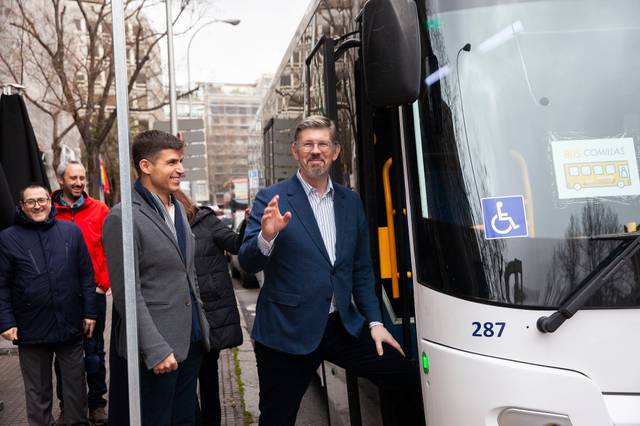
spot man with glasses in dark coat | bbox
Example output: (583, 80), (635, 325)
(0, 184), (96, 426)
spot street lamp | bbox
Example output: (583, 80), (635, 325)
(165, 0), (178, 134)
(187, 19), (241, 117)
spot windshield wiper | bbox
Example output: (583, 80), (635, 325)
(537, 232), (640, 333)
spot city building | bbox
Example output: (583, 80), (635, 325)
(177, 75), (271, 205)
(258, 0), (361, 189)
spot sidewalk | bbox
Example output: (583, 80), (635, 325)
(0, 332), (60, 425)
(0, 295), (259, 425)
(234, 307), (260, 426)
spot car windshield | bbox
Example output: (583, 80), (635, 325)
(410, 0), (640, 308)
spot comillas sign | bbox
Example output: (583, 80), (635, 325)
(551, 137), (640, 199)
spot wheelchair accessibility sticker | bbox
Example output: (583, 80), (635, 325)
(481, 196), (528, 240)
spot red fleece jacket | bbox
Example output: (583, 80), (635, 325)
(52, 190), (110, 291)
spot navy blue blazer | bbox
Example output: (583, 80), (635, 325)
(239, 175), (382, 355)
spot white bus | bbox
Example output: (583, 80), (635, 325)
(261, 0), (640, 424)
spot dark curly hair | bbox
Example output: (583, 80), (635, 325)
(132, 130), (183, 174)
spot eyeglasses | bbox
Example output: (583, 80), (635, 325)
(298, 141), (333, 152)
(22, 197), (50, 208)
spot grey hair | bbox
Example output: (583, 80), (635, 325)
(56, 160), (83, 177)
(294, 115), (337, 144)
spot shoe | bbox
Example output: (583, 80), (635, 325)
(55, 409), (65, 425)
(89, 407), (108, 425)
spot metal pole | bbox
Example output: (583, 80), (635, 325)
(165, 0), (178, 134)
(187, 41), (193, 118)
(111, 2), (141, 424)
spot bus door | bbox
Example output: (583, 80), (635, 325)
(304, 4), (421, 423)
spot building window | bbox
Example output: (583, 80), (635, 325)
(280, 74), (291, 87)
(75, 72), (87, 84)
(136, 73), (147, 86)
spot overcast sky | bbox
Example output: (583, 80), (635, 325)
(146, 0), (312, 87)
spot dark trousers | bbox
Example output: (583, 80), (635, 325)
(140, 342), (203, 426)
(107, 340), (129, 426)
(55, 292), (107, 410)
(107, 316), (204, 426)
(196, 349), (221, 426)
(19, 338), (88, 426)
(255, 314), (424, 426)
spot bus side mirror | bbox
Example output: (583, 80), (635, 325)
(361, 0), (421, 107)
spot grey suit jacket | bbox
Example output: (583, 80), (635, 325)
(103, 190), (210, 370)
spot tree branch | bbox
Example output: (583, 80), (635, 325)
(129, 87), (199, 112)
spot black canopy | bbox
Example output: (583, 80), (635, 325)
(0, 94), (51, 230)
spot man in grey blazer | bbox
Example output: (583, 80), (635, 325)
(103, 130), (209, 426)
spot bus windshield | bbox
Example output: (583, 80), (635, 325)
(411, 0), (640, 308)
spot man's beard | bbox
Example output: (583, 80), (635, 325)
(305, 157), (328, 178)
(68, 187), (83, 201)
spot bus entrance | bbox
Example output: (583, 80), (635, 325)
(299, 0), (640, 424)
(259, 0), (640, 424)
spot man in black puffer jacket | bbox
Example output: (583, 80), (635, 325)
(175, 191), (245, 426)
(0, 184), (96, 426)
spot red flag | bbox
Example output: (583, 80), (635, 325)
(99, 158), (110, 194)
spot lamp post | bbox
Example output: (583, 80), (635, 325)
(165, 0), (178, 134)
(112, 1), (141, 423)
(187, 19), (240, 117)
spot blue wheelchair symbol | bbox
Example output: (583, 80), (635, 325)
(481, 196), (528, 239)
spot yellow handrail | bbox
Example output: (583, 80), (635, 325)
(510, 150), (536, 237)
(382, 158), (400, 299)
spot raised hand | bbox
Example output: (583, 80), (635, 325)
(261, 195), (292, 241)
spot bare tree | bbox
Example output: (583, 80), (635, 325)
(1, 0), (204, 199)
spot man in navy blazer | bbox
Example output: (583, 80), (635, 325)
(239, 116), (423, 425)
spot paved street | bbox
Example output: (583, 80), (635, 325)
(0, 292), (250, 425)
(0, 276), (332, 426)
(233, 280), (330, 426)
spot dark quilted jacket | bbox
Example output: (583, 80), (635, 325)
(191, 208), (244, 350)
(0, 209), (96, 344)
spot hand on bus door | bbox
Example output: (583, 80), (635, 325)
(0, 327), (17, 342)
(371, 324), (405, 357)
(261, 195), (292, 241)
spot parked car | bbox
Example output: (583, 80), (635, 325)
(228, 210), (262, 288)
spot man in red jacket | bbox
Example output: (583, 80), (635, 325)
(52, 160), (110, 425)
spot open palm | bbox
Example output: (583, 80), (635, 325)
(261, 195), (292, 241)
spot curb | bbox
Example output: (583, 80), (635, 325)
(236, 309), (259, 425)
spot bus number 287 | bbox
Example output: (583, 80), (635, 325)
(472, 322), (505, 337)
